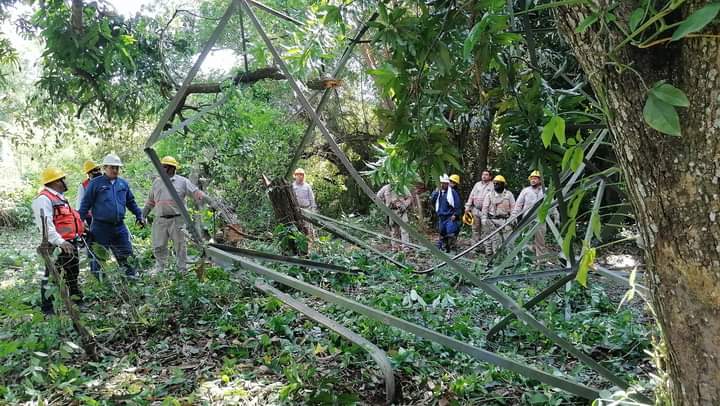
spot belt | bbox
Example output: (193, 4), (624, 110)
(160, 214), (181, 219)
(488, 214), (508, 219)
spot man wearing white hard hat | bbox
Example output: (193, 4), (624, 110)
(143, 156), (216, 273)
(430, 174), (461, 252)
(78, 153), (146, 278)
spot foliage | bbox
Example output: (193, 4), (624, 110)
(0, 225), (656, 403)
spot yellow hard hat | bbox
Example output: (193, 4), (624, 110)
(462, 211), (474, 225)
(528, 170), (541, 181)
(449, 174), (461, 184)
(40, 167), (66, 185)
(160, 155), (180, 168)
(294, 168), (305, 175)
(493, 175), (506, 184)
(83, 160), (100, 174)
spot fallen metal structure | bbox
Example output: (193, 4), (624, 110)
(143, 1), (650, 403)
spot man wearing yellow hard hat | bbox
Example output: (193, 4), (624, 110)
(32, 167), (86, 314)
(511, 170), (557, 260)
(142, 156), (217, 273)
(76, 160), (102, 277)
(464, 169), (494, 243)
(292, 168), (317, 238)
(480, 175), (515, 255)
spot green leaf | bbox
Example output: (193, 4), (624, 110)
(570, 146), (584, 171)
(628, 8), (644, 31)
(561, 147), (574, 172)
(650, 83), (690, 107)
(463, 22), (484, 60)
(552, 116), (566, 144)
(672, 3), (720, 41)
(567, 190), (586, 218)
(576, 246), (596, 287)
(541, 120), (554, 148)
(575, 12), (599, 33)
(643, 94), (681, 136)
(562, 220), (576, 259)
(590, 208), (602, 240)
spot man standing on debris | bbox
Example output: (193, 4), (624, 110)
(143, 156), (216, 273)
(512, 170), (555, 259)
(292, 168), (317, 237)
(76, 160), (102, 278)
(430, 174), (462, 252)
(79, 153), (145, 278)
(481, 175), (515, 256)
(464, 169), (494, 243)
(376, 183), (413, 251)
(32, 167), (86, 314)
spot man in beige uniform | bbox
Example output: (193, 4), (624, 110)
(376, 183), (413, 250)
(464, 169), (494, 243)
(511, 170), (556, 259)
(292, 168), (317, 237)
(142, 156), (214, 273)
(481, 175), (515, 255)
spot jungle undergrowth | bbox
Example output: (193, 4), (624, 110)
(0, 226), (657, 405)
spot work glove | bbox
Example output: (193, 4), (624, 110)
(136, 217), (147, 228)
(58, 241), (75, 255)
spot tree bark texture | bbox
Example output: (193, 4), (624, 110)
(557, 2), (720, 404)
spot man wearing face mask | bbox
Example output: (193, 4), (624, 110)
(430, 174), (462, 252)
(32, 167), (86, 314)
(481, 175), (515, 256)
(79, 153), (145, 279)
(142, 156), (216, 273)
(76, 160), (102, 278)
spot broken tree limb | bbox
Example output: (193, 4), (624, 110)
(37, 210), (98, 360)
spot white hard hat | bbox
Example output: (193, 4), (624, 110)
(101, 153), (123, 167)
(439, 174), (450, 183)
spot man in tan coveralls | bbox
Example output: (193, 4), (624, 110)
(511, 170), (557, 259)
(142, 156), (215, 273)
(481, 175), (515, 256)
(376, 183), (413, 250)
(464, 169), (494, 243)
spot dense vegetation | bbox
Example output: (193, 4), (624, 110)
(2, 0), (719, 404)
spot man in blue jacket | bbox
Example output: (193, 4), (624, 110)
(79, 153), (146, 278)
(430, 174), (462, 252)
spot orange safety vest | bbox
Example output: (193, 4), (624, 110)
(39, 190), (85, 241)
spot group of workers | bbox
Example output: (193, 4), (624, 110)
(377, 169), (553, 258)
(32, 154), (210, 314)
(32, 152), (547, 314)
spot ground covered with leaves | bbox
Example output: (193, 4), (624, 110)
(0, 223), (657, 405)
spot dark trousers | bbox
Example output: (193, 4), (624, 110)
(90, 221), (136, 275)
(41, 244), (81, 311)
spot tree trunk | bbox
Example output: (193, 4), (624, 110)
(557, 3), (720, 404)
(265, 178), (309, 255)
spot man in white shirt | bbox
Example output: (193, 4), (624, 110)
(511, 170), (556, 259)
(142, 156), (215, 273)
(292, 168), (317, 237)
(32, 167), (86, 314)
(464, 169), (494, 243)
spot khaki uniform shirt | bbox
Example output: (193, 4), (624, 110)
(481, 190), (515, 220)
(511, 186), (545, 218)
(293, 181), (316, 210)
(465, 181), (493, 211)
(376, 184), (412, 213)
(144, 175), (205, 217)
